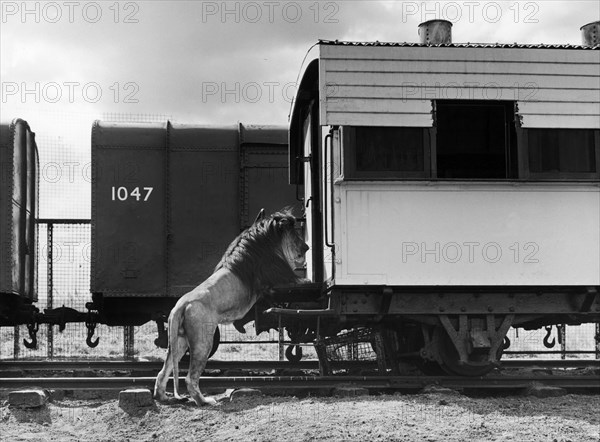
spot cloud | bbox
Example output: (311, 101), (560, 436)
(3, 1), (596, 126)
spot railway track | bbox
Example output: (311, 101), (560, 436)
(1, 359), (598, 394)
(2, 358), (599, 373)
(1, 374), (599, 392)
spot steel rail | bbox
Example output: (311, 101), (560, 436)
(501, 359), (600, 368)
(1, 375), (599, 391)
(0, 360), (320, 372)
(1, 359), (599, 373)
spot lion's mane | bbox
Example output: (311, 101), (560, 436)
(214, 210), (301, 293)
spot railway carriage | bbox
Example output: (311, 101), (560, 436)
(273, 20), (600, 375)
(0, 119), (38, 326)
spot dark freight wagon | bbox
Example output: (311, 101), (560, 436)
(0, 119), (38, 326)
(90, 121), (300, 326)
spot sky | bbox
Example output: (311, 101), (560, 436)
(0, 0), (598, 218)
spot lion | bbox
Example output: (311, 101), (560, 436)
(154, 209), (309, 406)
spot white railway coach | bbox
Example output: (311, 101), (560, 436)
(279, 21), (600, 375)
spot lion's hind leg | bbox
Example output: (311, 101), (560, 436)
(154, 348), (172, 401)
(153, 336), (188, 401)
(172, 335), (189, 400)
(185, 318), (218, 406)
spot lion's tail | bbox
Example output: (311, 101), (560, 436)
(168, 302), (186, 399)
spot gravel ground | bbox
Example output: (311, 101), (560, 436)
(1, 390), (599, 442)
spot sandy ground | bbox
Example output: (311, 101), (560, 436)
(1, 389), (599, 442)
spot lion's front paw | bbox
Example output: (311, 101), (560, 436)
(204, 396), (219, 406)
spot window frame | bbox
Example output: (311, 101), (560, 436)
(340, 103), (600, 182)
(342, 126), (432, 180)
(517, 127), (600, 181)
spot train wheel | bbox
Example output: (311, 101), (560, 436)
(383, 325), (446, 375)
(209, 327), (220, 358)
(434, 327), (501, 376)
(413, 327), (447, 375)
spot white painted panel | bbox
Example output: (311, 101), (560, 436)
(518, 101), (600, 116)
(329, 99), (599, 118)
(318, 45), (599, 131)
(334, 182), (600, 286)
(325, 71), (600, 90)
(325, 112), (433, 127)
(326, 98), (433, 114)
(328, 85), (600, 103)
(521, 114), (600, 128)
(320, 45), (600, 64)
(326, 59), (600, 76)
(303, 116), (315, 280)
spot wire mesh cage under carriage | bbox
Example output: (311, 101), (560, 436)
(314, 327), (394, 375)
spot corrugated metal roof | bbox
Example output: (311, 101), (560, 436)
(318, 39), (599, 50)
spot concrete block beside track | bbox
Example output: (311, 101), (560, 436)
(119, 388), (154, 410)
(525, 382), (567, 398)
(421, 384), (462, 395)
(332, 385), (369, 397)
(8, 389), (48, 408)
(230, 388), (263, 401)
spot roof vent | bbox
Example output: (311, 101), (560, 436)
(418, 19), (452, 45)
(581, 21), (600, 47)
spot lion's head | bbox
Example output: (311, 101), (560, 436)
(274, 212), (309, 271)
(215, 209), (309, 292)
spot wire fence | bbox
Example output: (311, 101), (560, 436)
(504, 323), (600, 359)
(0, 220), (300, 361)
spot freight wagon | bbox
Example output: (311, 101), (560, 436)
(0, 119), (38, 327)
(88, 122), (302, 342)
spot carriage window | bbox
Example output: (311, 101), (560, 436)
(341, 102), (598, 181)
(356, 127), (424, 172)
(435, 100), (517, 179)
(527, 129), (598, 178)
(346, 126), (429, 178)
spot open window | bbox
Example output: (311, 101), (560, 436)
(435, 100), (518, 179)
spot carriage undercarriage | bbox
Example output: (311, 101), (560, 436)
(254, 284), (600, 376)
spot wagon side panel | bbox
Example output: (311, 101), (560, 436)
(167, 125), (240, 297)
(91, 122), (167, 296)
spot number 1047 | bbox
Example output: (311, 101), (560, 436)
(111, 186), (153, 202)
